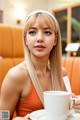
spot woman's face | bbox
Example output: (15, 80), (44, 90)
(26, 16), (57, 58)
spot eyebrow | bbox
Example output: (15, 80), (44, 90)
(29, 27), (37, 30)
(29, 27), (52, 30)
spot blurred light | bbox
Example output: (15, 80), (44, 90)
(65, 43), (80, 52)
(65, 43), (80, 56)
(14, 4), (25, 24)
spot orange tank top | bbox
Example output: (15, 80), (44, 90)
(16, 84), (44, 116)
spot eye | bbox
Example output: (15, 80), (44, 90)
(45, 31), (52, 36)
(28, 31), (36, 36)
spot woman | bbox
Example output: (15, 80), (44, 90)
(0, 10), (79, 120)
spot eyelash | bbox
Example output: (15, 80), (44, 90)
(28, 31), (36, 35)
(45, 31), (52, 35)
(28, 30), (52, 36)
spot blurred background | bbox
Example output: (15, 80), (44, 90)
(0, 0), (80, 56)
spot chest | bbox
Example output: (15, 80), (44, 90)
(37, 71), (53, 91)
(21, 70), (53, 100)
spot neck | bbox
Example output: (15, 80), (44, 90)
(30, 54), (49, 74)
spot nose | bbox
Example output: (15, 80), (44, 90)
(37, 31), (44, 42)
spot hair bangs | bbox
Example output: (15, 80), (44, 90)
(25, 13), (56, 32)
(25, 14), (37, 31)
(40, 14), (56, 32)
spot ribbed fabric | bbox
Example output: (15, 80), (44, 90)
(16, 84), (44, 116)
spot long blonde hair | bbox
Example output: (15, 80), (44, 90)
(23, 10), (63, 104)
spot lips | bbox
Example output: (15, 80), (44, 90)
(35, 45), (45, 48)
(35, 45), (45, 51)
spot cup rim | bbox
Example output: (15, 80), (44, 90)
(43, 90), (71, 96)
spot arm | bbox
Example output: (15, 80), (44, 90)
(0, 68), (22, 119)
(62, 67), (80, 113)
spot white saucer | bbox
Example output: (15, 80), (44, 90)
(29, 109), (80, 120)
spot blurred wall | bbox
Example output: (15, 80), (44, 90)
(0, 0), (48, 26)
(0, 0), (80, 26)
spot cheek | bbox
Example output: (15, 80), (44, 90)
(47, 37), (56, 46)
(26, 40), (32, 48)
(50, 35), (57, 47)
(49, 42), (54, 51)
(26, 34), (35, 46)
(47, 39), (56, 51)
(26, 35), (31, 46)
(26, 37), (34, 50)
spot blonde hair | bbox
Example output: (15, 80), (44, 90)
(23, 11), (63, 104)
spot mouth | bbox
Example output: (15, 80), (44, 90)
(35, 45), (45, 51)
(35, 45), (45, 48)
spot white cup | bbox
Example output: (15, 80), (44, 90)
(43, 91), (71, 120)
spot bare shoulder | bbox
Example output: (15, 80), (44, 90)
(3, 61), (28, 84)
(62, 67), (67, 77)
(7, 61), (28, 81)
(1, 61), (29, 97)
